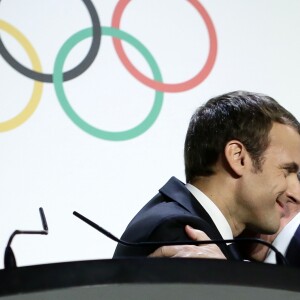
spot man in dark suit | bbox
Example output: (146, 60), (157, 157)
(114, 91), (300, 260)
(149, 149), (300, 266)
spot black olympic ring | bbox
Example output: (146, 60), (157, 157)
(0, 0), (101, 83)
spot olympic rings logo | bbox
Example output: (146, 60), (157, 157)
(0, 0), (217, 140)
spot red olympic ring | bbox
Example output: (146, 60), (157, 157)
(112, 0), (217, 93)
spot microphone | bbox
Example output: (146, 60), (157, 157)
(4, 207), (49, 269)
(73, 211), (288, 265)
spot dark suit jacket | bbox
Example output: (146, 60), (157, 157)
(113, 177), (238, 260)
(285, 224), (300, 267)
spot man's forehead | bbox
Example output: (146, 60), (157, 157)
(269, 123), (300, 141)
(266, 124), (300, 167)
(268, 124), (300, 149)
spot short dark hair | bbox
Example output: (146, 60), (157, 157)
(184, 91), (300, 183)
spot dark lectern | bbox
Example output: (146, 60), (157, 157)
(0, 259), (299, 299)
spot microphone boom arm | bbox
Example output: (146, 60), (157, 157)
(73, 211), (288, 265)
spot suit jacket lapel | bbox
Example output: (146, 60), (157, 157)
(159, 177), (223, 240)
(285, 224), (300, 267)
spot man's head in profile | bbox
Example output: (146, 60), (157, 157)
(115, 90), (300, 260)
(184, 91), (300, 237)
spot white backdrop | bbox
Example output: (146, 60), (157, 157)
(0, 0), (300, 268)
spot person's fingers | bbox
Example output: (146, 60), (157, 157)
(149, 245), (181, 258)
(185, 225), (210, 241)
(149, 247), (164, 257)
(149, 244), (226, 259)
(172, 245), (226, 259)
(149, 225), (225, 258)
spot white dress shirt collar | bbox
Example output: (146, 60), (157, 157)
(185, 183), (233, 240)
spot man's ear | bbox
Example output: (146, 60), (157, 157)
(224, 140), (247, 177)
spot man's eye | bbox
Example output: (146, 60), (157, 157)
(297, 172), (300, 182)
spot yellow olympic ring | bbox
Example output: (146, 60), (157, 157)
(0, 20), (43, 132)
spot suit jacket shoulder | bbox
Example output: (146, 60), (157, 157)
(113, 177), (232, 258)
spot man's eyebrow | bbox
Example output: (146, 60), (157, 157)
(280, 162), (299, 173)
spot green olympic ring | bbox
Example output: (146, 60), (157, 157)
(53, 26), (163, 141)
